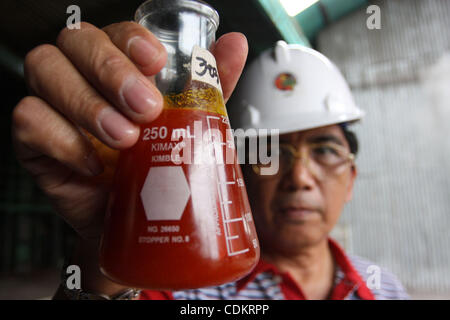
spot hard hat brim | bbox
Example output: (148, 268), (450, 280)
(233, 110), (365, 137)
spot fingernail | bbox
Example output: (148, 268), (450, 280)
(99, 108), (137, 142)
(86, 151), (104, 176)
(128, 37), (162, 67)
(122, 77), (160, 114)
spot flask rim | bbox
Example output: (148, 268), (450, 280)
(134, 0), (220, 31)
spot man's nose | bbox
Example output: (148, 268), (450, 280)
(282, 154), (316, 191)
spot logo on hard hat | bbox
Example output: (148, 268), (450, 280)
(274, 73), (296, 91)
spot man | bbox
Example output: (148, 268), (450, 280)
(12, 20), (407, 299)
(140, 41), (410, 300)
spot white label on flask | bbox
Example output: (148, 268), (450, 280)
(191, 45), (223, 94)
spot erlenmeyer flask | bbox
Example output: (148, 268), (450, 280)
(99, 0), (260, 290)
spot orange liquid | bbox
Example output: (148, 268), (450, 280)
(99, 83), (259, 289)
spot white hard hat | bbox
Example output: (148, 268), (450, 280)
(228, 41), (364, 136)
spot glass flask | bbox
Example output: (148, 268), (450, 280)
(99, 0), (260, 290)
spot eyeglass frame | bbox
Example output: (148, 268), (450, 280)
(251, 141), (355, 179)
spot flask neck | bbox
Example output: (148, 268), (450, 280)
(135, 0), (219, 94)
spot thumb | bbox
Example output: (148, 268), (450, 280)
(212, 32), (248, 103)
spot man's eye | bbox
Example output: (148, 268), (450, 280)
(313, 146), (339, 156)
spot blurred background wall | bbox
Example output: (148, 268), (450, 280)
(320, 0), (450, 298)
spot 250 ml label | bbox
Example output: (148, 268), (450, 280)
(191, 45), (223, 94)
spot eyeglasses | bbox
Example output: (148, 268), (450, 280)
(252, 142), (355, 180)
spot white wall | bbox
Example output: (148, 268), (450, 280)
(318, 0), (450, 297)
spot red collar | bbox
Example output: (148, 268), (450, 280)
(236, 238), (375, 300)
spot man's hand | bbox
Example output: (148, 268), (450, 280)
(12, 21), (248, 241)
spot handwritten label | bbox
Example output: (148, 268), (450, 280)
(191, 45), (222, 94)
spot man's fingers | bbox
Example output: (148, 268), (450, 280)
(212, 32), (248, 103)
(102, 21), (167, 76)
(104, 22), (247, 104)
(12, 96), (103, 178)
(56, 22), (163, 124)
(24, 43), (139, 149)
(24, 22), (246, 158)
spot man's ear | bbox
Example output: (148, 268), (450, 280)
(345, 164), (357, 202)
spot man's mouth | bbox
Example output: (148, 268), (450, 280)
(277, 206), (319, 222)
